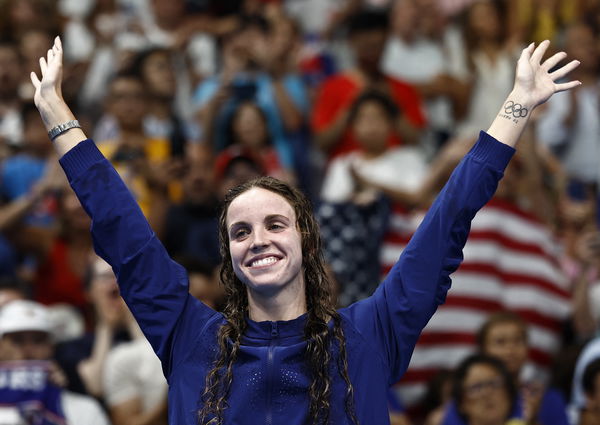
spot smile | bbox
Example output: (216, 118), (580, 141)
(250, 256), (279, 268)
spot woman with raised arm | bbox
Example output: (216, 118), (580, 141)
(30, 37), (579, 425)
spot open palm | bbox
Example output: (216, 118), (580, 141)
(30, 36), (64, 110)
(514, 40), (580, 107)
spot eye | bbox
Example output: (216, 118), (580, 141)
(233, 227), (250, 240)
(268, 222), (285, 231)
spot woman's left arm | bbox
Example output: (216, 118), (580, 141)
(343, 41), (580, 382)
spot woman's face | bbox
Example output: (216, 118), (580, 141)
(468, 2), (501, 42)
(232, 103), (268, 149)
(353, 100), (392, 155)
(142, 51), (176, 99)
(226, 187), (304, 298)
(460, 363), (511, 425)
(483, 321), (528, 377)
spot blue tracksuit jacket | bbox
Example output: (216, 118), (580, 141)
(59, 131), (514, 424)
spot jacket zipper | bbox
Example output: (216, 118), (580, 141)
(266, 322), (278, 425)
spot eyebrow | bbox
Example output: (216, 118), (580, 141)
(228, 214), (291, 232)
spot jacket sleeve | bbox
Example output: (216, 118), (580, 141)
(59, 139), (219, 374)
(342, 131), (515, 384)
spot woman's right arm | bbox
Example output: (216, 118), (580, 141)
(31, 37), (219, 372)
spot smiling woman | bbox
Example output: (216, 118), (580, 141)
(30, 36), (580, 425)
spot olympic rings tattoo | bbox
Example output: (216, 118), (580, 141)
(504, 101), (528, 118)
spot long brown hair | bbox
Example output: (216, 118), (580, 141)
(198, 177), (358, 425)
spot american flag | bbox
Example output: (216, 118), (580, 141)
(382, 198), (572, 407)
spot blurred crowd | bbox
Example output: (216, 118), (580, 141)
(0, 0), (600, 424)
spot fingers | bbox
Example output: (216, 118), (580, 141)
(550, 59), (581, 80)
(39, 57), (47, 76)
(542, 51), (567, 71)
(550, 58), (581, 79)
(30, 71), (41, 89)
(519, 42), (535, 62)
(530, 39), (550, 65)
(555, 80), (582, 93)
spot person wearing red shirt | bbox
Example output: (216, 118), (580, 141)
(312, 11), (427, 159)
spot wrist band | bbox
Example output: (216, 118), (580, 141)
(48, 120), (81, 141)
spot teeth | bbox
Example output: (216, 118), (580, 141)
(251, 257), (278, 267)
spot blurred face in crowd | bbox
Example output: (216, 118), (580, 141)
(218, 158), (263, 200)
(350, 29), (387, 74)
(353, 99), (392, 157)
(19, 29), (52, 76)
(0, 331), (52, 361)
(269, 18), (298, 61)
(59, 186), (91, 232)
(183, 147), (215, 206)
(0, 288), (24, 309)
(142, 50), (176, 100)
(8, 0), (39, 31)
(482, 320), (528, 377)
(232, 102), (268, 150)
(189, 269), (222, 309)
(0, 45), (21, 100)
(151, 0), (184, 30)
(459, 363), (512, 425)
(88, 257), (125, 317)
(23, 108), (49, 155)
(390, 0), (418, 40)
(108, 77), (147, 131)
(565, 23), (599, 73)
(467, 1), (501, 42)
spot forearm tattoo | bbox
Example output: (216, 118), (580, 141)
(499, 100), (528, 123)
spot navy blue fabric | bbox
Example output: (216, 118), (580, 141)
(60, 131), (514, 425)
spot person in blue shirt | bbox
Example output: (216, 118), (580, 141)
(29, 37), (579, 425)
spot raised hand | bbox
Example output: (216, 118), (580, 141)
(513, 40), (581, 109)
(29, 36), (86, 155)
(30, 37), (65, 125)
(487, 40), (581, 148)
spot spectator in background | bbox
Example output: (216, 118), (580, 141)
(17, 29), (54, 101)
(319, 91), (428, 305)
(194, 14), (309, 175)
(453, 0), (524, 142)
(477, 312), (569, 425)
(311, 10), (426, 160)
(438, 312), (569, 425)
(102, 326), (168, 425)
(450, 354), (522, 425)
(0, 276), (27, 307)
(1, 103), (59, 228)
(0, 41), (25, 149)
(0, 299), (110, 425)
(55, 255), (142, 398)
(95, 71), (184, 219)
(177, 256), (224, 311)
(216, 100), (295, 183)
(571, 338), (600, 424)
(381, 0), (470, 151)
(0, 0), (59, 42)
(132, 48), (200, 157)
(580, 358), (600, 425)
(215, 151), (265, 199)
(536, 21), (600, 195)
(557, 188), (600, 341)
(152, 146), (221, 268)
(0, 174), (93, 311)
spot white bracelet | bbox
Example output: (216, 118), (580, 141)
(48, 120), (81, 141)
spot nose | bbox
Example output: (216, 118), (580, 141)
(250, 227), (269, 251)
